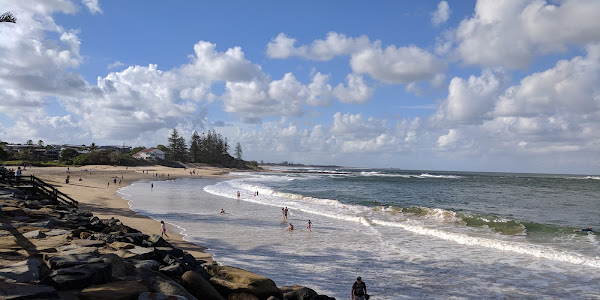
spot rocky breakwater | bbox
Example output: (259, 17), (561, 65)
(0, 184), (336, 300)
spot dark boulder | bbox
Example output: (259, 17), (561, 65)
(41, 262), (112, 290)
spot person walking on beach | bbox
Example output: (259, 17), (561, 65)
(151, 183), (154, 190)
(160, 221), (169, 238)
(351, 276), (368, 300)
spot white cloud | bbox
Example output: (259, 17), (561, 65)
(81, 0), (102, 14)
(266, 32), (373, 61)
(452, 0), (600, 68)
(350, 45), (446, 84)
(432, 1), (450, 26)
(268, 32), (446, 84)
(2, 109), (88, 145)
(108, 61), (125, 69)
(60, 64), (203, 140)
(332, 74), (374, 104)
(437, 129), (458, 149)
(494, 44), (600, 117)
(435, 69), (506, 124)
(180, 41), (263, 82)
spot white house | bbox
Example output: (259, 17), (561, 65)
(133, 148), (165, 160)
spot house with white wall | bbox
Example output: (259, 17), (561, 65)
(133, 148), (165, 160)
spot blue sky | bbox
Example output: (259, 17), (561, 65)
(1, 0), (600, 174)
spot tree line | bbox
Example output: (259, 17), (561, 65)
(164, 129), (255, 168)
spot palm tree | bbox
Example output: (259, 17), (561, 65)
(0, 12), (16, 23)
(89, 143), (98, 152)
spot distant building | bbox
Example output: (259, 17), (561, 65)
(133, 148), (165, 160)
(44, 149), (61, 160)
(99, 145), (132, 153)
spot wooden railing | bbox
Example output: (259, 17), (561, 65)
(0, 173), (78, 208)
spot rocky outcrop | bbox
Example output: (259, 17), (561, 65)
(206, 265), (282, 300)
(181, 270), (225, 300)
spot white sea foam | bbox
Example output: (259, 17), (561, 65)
(121, 175), (600, 299)
(372, 218), (600, 268)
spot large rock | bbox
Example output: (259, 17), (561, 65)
(207, 266), (281, 300)
(138, 292), (188, 300)
(281, 285), (318, 300)
(101, 253), (133, 278)
(22, 229), (46, 239)
(181, 270), (225, 300)
(119, 246), (157, 260)
(131, 259), (160, 272)
(110, 241), (135, 250)
(0, 259), (42, 283)
(146, 234), (169, 247)
(72, 239), (106, 247)
(0, 281), (58, 300)
(159, 263), (185, 278)
(41, 262), (112, 290)
(230, 294), (260, 300)
(140, 270), (198, 300)
(46, 252), (102, 269)
(78, 280), (149, 300)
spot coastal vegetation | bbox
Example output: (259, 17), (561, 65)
(0, 129), (259, 170)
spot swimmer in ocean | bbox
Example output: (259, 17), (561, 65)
(574, 227), (594, 232)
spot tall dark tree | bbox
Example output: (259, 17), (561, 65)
(37, 140), (44, 147)
(235, 142), (243, 160)
(89, 143), (98, 152)
(189, 131), (201, 163)
(167, 129), (187, 162)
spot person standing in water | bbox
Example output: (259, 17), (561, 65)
(288, 223), (294, 231)
(351, 276), (368, 300)
(307, 219), (312, 231)
(160, 221), (169, 238)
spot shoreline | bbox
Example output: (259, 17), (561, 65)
(25, 164), (236, 266)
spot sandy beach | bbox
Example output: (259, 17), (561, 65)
(22, 164), (234, 265)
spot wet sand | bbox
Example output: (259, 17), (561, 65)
(24, 164), (235, 265)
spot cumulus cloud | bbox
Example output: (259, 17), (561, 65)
(180, 41), (263, 82)
(267, 32), (373, 61)
(431, 44), (600, 164)
(61, 64), (202, 140)
(432, 1), (450, 26)
(435, 69), (506, 124)
(494, 44), (600, 117)
(82, 0), (102, 14)
(452, 0), (600, 68)
(350, 45), (447, 84)
(332, 74), (374, 104)
(267, 32), (446, 84)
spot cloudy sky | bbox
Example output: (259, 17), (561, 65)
(1, 0), (599, 174)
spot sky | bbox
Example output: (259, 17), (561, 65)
(1, 0), (599, 174)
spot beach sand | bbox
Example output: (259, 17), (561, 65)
(23, 164), (233, 265)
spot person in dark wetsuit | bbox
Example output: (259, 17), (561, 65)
(574, 227), (594, 232)
(352, 276), (368, 300)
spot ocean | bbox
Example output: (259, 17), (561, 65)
(117, 167), (600, 299)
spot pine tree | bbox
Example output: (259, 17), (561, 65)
(167, 129), (188, 162)
(189, 131), (201, 163)
(235, 142), (243, 160)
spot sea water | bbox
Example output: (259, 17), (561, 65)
(118, 168), (600, 299)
